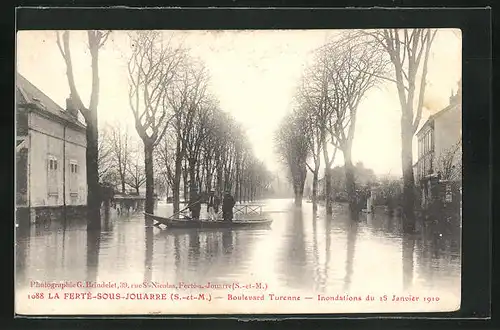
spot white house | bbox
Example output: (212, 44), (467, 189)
(413, 80), (462, 210)
(16, 73), (87, 225)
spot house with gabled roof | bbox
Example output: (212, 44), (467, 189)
(16, 72), (87, 225)
(413, 79), (462, 214)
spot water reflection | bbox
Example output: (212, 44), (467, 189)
(15, 199), (461, 311)
(343, 220), (359, 292)
(402, 234), (415, 291)
(15, 225), (30, 285)
(86, 229), (101, 284)
(144, 226), (154, 284)
(277, 207), (313, 290)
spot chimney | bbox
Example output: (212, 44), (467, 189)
(449, 79), (462, 105)
(66, 97), (78, 118)
(449, 89), (455, 105)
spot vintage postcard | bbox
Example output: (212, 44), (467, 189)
(15, 28), (462, 315)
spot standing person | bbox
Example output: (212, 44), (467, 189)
(222, 191), (236, 222)
(366, 187), (373, 213)
(207, 190), (220, 221)
(189, 186), (201, 221)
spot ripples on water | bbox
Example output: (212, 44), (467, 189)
(15, 198), (461, 312)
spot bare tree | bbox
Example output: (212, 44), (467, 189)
(56, 30), (110, 229)
(97, 126), (113, 183)
(299, 48), (339, 214)
(320, 35), (389, 214)
(296, 63), (331, 211)
(437, 140), (462, 181)
(364, 28), (437, 228)
(162, 57), (208, 214)
(106, 122), (132, 194)
(128, 31), (185, 215)
(182, 67), (211, 198)
(275, 111), (309, 206)
(126, 144), (147, 194)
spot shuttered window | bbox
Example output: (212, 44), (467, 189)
(69, 160), (79, 195)
(47, 155), (58, 196)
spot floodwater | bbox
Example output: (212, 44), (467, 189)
(15, 198), (461, 315)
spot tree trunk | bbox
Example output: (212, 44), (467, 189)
(312, 169), (319, 211)
(188, 158), (196, 195)
(183, 167), (189, 202)
(86, 123), (101, 230)
(216, 166), (223, 194)
(401, 118), (416, 232)
(144, 142), (154, 222)
(172, 139), (182, 215)
(239, 177), (243, 203)
(172, 172), (181, 216)
(121, 179), (126, 194)
(235, 167), (240, 203)
(343, 147), (357, 216)
(324, 169), (332, 215)
(293, 166), (306, 207)
(294, 190), (303, 207)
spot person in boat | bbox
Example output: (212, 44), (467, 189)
(207, 190), (220, 221)
(189, 188), (202, 221)
(222, 191), (236, 222)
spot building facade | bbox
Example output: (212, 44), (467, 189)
(413, 81), (462, 214)
(16, 73), (87, 225)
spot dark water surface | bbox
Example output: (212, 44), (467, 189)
(15, 198), (461, 314)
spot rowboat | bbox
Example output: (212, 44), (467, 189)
(144, 212), (273, 229)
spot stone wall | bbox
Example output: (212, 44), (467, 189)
(16, 205), (87, 228)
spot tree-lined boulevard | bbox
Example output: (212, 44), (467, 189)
(53, 28), (459, 234)
(275, 29), (439, 231)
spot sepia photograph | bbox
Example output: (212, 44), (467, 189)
(15, 27), (462, 315)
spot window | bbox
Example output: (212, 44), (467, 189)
(70, 163), (79, 174)
(423, 134), (428, 154)
(430, 130), (434, 152)
(427, 131), (432, 152)
(47, 155), (58, 196)
(69, 160), (79, 196)
(48, 158), (58, 171)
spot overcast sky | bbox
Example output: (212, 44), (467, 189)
(16, 29), (461, 176)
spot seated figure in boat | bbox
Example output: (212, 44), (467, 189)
(207, 190), (220, 221)
(222, 190), (236, 222)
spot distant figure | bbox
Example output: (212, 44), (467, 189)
(386, 194), (394, 216)
(222, 191), (236, 222)
(207, 190), (220, 221)
(189, 189), (201, 221)
(365, 188), (374, 213)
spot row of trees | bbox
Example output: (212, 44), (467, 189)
(56, 30), (273, 229)
(98, 123), (146, 195)
(126, 31), (272, 217)
(275, 29), (437, 228)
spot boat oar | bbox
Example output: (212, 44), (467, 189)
(166, 199), (202, 220)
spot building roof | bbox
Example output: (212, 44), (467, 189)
(415, 100), (460, 138)
(16, 73), (86, 130)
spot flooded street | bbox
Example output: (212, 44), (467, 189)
(15, 198), (461, 315)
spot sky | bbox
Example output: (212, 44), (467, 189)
(16, 29), (461, 176)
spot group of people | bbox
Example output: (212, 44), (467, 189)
(188, 190), (236, 222)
